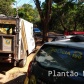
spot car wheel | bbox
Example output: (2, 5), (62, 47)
(29, 75), (36, 84)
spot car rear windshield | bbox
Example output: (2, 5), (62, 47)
(33, 28), (41, 32)
(36, 44), (84, 72)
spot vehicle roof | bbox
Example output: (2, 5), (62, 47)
(33, 28), (40, 30)
(44, 41), (84, 49)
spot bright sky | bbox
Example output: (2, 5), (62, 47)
(13, 0), (45, 8)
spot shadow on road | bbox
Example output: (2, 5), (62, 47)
(0, 63), (14, 75)
(5, 73), (26, 84)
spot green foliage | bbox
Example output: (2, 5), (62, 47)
(50, 0), (84, 33)
(0, 0), (83, 33)
(13, 4), (40, 23)
(0, 0), (15, 16)
(53, 0), (67, 4)
(76, 4), (84, 29)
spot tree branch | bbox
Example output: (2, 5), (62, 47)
(33, 0), (44, 20)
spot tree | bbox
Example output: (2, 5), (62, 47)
(33, 0), (52, 42)
(33, 0), (84, 37)
(0, 0), (15, 16)
(51, 0), (84, 33)
(13, 4), (40, 23)
(76, 3), (84, 30)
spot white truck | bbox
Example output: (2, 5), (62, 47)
(0, 16), (35, 67)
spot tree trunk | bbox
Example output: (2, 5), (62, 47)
(33, 0), (52, 43)
(42, 20), (48, 43)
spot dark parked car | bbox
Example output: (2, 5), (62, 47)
(24, 41), (84, 84)
(70, 35), (84, 42)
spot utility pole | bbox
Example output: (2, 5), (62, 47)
(16, 1), (19, 18)
(13, 1), (19, 18)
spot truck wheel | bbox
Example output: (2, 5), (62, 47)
(17, 55), (27, 68)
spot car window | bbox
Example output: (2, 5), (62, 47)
(36, 44), (84, 72)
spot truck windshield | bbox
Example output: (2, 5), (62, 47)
(0, 19), (16, 34)
(0, 24), (16, 34)
(36, 45), (84, 72)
